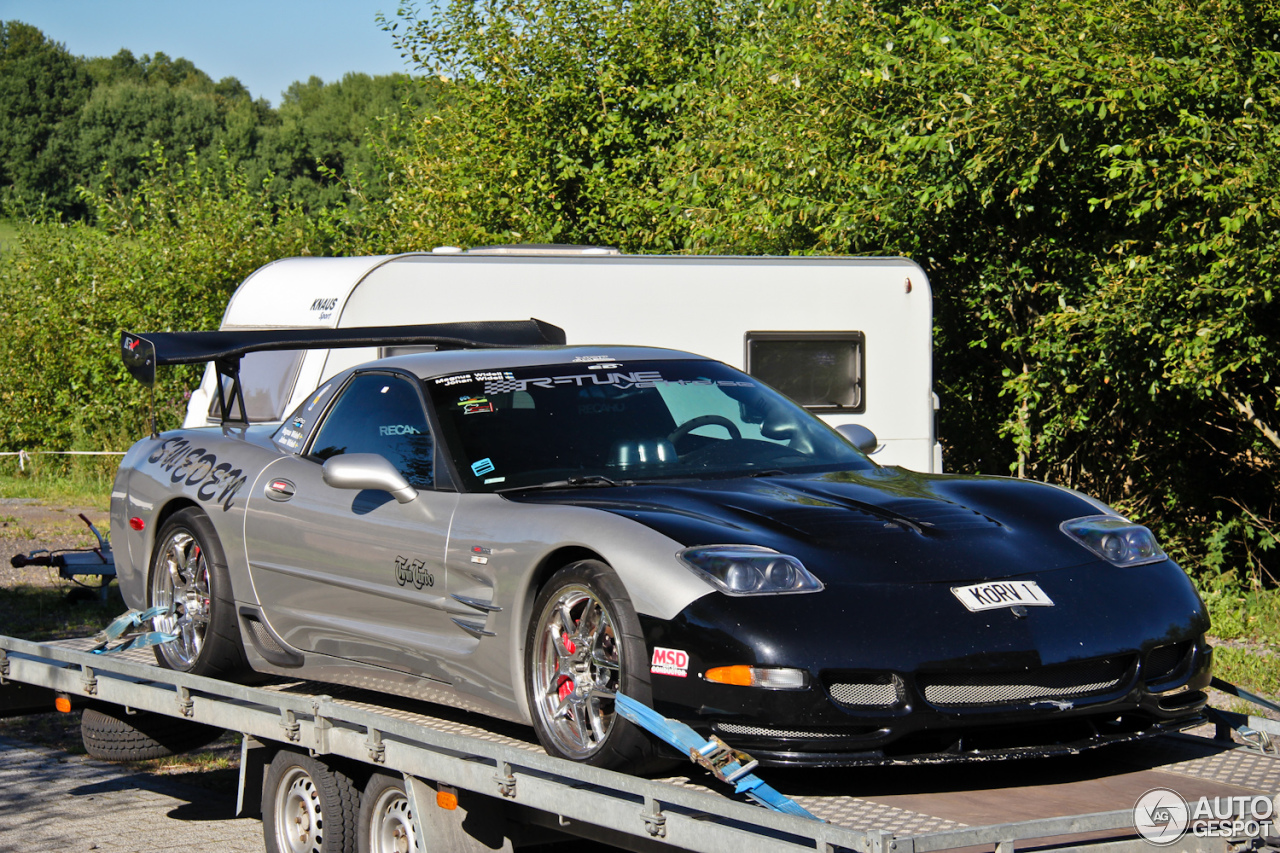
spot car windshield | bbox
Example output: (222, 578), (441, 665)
(426, 358), (874, 492)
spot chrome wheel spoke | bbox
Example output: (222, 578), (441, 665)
(570, 705), (590, 747)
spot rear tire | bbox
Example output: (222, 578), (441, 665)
(80, 701), (224, 761)
(263, 749), (359, 853)
(358, 772), (421, 853)
(524, 559), (666, 772)
(149, 507), (248, 679)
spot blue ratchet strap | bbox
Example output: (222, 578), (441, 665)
(91, 605), (177, 654)
(613, 692), (822, 821)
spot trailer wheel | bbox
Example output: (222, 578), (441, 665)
(263, 749), (359, 853)
(149, 507), (248, 678)
(525, 560), (665, 772)
(80, 701), (224, 761)
(358, 772), (420, 853)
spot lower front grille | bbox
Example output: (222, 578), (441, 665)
(919, 655), (1134, 709)
(717, 723), (846, 739)
(827, 675), (898, 708)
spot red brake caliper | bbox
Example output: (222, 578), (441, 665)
(556, 637), (577, 701)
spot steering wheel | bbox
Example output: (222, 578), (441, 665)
(668, 415), (742, 445)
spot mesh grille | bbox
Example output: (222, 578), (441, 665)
(920, 656), (1133, 708)
(1144, 643), (1188, 682)
(248, 618), (285, 655)
(717, 723), (845, 738)
(828, 677), (898, 708)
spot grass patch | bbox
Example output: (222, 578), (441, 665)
(0, 583), (123, 641)
(1210, 645), (1280, 712)
(1197, 573), (1280, 713)
(0, 466), (114, 507)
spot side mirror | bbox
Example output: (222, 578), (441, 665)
(836, 424), (879, 455)
(322, 453), (418, 504)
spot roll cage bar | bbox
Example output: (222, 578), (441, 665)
(120, 319), (566, 427)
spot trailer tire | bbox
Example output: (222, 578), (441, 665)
(148, 507), (249, 679)
(263, 749), (359, 853)
(358, 772), (420, 853)
(80, 701), (224, 761)
(525, 559), (669, 773)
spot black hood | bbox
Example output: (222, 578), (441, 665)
(508, 467), (1114, 584)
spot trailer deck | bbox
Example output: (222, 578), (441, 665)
(2, 633), (1277, 853)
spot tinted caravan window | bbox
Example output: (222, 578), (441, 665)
(745, 332), (865, 413)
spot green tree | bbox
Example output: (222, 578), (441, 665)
(0, 21), (91, 215)
(254, 72), (438, 210)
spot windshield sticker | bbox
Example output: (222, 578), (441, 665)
(483, 476), (506, 484)
(145, 437), (247, 511)
(436, 370), (515, 387)
(483, 371), (663, 394)
(572, 355), (616, 363)
(471, 458), (496, 477)
(457, 396), (495, 414)
(587, 363), (623, 370)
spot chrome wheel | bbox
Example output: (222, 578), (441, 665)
(530, 583), (622, 760)
(366, 783), (418, 853)
(151, 527), (210, 670)
(273, 766), (325, 853)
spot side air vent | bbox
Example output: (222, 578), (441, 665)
(240, 608), (304, 668)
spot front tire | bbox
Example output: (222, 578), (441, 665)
(262, 749), (359, 853)
(525, 560), (663, 772)
(148, 507), (248, 678)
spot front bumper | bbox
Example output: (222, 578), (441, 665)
(639, 561), (1213, 767)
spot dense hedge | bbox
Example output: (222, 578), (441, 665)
(0, 151), (355, 453)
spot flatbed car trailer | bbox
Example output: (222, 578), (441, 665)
(1, 633), (1278, 853)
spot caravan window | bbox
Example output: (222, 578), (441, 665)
(745, 332), (865, 413)
(208, 349), (305, 422)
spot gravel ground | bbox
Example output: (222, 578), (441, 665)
(0, 496), (112, 590)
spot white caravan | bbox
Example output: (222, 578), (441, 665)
(185, 247), (940, 472)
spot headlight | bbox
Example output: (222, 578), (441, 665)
(678, 545), (823, 595)
(1060, 515), (1167, 567)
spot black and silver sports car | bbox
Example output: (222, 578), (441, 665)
(111, 321), (1211, 771)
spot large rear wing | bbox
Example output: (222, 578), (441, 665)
(120, 319), (565, 426)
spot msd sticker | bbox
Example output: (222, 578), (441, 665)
(650, 647), (689, 678)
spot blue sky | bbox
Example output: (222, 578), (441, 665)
(0, 0), (420, 105)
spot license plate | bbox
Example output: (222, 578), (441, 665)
(951, 580), (1054, 612)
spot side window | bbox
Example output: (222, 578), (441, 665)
(309, 373), (434, 488)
